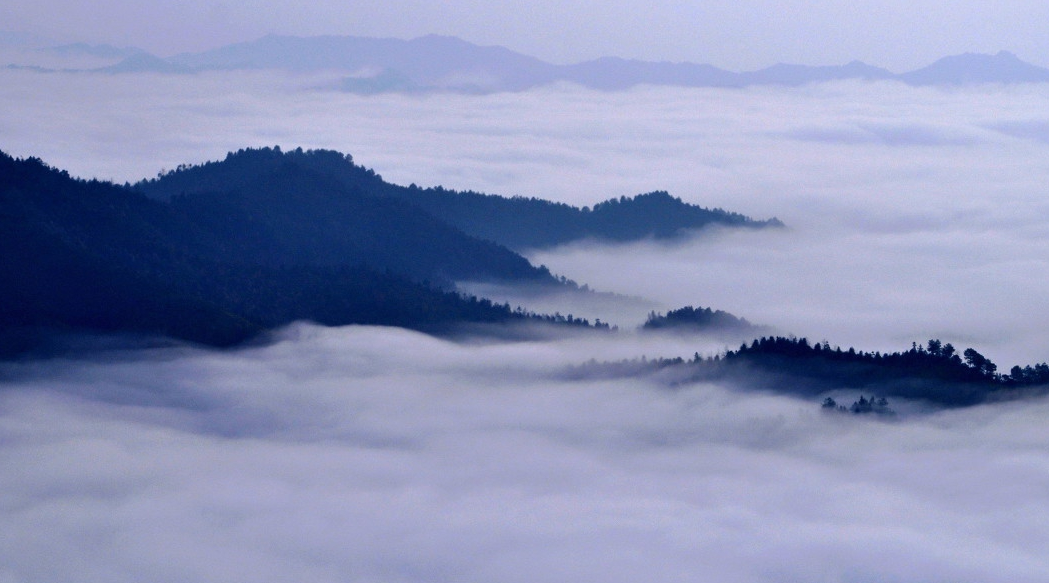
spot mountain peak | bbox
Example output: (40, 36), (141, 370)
(900, 50), (1049, 85)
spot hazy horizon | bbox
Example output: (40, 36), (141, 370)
(5, 1), (1049, 71)
(3, 25), (1049, 582)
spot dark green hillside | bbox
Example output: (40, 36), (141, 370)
(139, 147), (389, 202)
(0, 153), (256, 350)
(568, 337), (1049, 408)
(385, 188), (782, 250)
(136, 147), (548, 285)
(641, 305), (766, 335)
(0, 151), (575, 356)
(2, 145), (782, 356)
(138, 147), (782, 251)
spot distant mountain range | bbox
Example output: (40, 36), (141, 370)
(136, 147), (781, 252)
(8, 34), (1049, 92)
(0, 147), (776, 354)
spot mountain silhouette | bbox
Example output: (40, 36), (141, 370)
(11, 34), (1049, 91)
(138, 147), (782, 252)
(140, 35), (1049, 91)
(0, 149), (558, 354)
(739, 60), (895, 85)
(169, 34), (559, 92)
(135, 147), (550, 284)
(899, 51), (1049, 85)
(4, 146), (772, 354)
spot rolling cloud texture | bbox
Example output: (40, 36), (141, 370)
(2, 67), (1049, 581)
(2, 326), (1048, 582)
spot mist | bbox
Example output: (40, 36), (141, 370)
(527, 220), (1049, 367)
(3, 68), (1049, 580)
(1, 325), (1047, 582)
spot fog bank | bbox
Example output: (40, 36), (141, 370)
(1, 325), (1048, 582)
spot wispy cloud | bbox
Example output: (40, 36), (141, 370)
(781, 121), (982, 145)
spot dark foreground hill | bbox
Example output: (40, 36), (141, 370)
(134, 148), (553, 285)
(1, 146), (777, 356)
(0, 151), (592, 356)
(137, 147), (782, 251)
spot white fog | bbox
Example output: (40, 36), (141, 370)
(2, 67), (1049, 581)
(2, 326), (1048, 582)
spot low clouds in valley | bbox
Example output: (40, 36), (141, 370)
(2, 326), (1049, 582)
(3, 66), (1049, 581)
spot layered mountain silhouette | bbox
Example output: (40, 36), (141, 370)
(0, 147), (773, 354)
(134, 148), (553, 284)
(0, 150), (543, 353)
(137, 147), (781, 251)
(18, 34), (1048, 92)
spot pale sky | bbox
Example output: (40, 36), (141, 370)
(4, 0), (1049, 71)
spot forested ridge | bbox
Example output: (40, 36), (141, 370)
(0, 150), (612, 356)
(138, 147), (782, 251)
(641, 305), (767, 335)
(134, 148), (550, 286)
(384, 187), (781, 250)
(568, 336), (1049, 408)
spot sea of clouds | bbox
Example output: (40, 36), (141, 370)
(1, 325), (1048, 582)
(2, 67), (1049, 581)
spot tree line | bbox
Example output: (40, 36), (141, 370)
(566, 336), (1049, 408)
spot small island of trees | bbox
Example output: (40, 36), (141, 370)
(822, 395), (895, 416)
(641, 305), (765, 334)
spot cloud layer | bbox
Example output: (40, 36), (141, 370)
(3, 71), (1049, 581)
(1, 326), (1048, 583)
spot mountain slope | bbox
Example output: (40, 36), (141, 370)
(899, 51), (1049, 85)
(0, 151), (559, 355)
(139, 147), (782, 252)
(136, 147), (549, 284)
(570, 336), (1049, 408)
